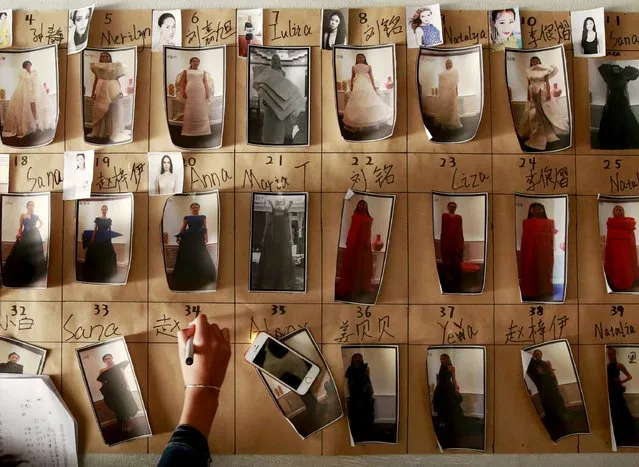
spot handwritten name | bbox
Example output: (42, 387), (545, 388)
(451, 168), (489, 190)
(101, 25), (151, 47)
(609, 30), (639, 48)
(594, 319), (636, 340)
(269, 20), (312, 41)
(25, 166), (63, 192)
(63, 314), (121, 342)
(249, 316), (309, 340)
(610, 172), (639, 193)
(189, 166), (233, 190)
(444, 26), (487, 45)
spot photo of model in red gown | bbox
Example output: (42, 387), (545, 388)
(516, 195), (567, 303)
(599, 197), (639, 293)
(335, 191), (395, 305)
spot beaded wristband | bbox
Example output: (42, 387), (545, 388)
(185, 384), (221, 391)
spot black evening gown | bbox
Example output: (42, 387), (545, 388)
(345, 364), (375, 443)
(597, 64), (639, 149)
(82, 217), (120, 283)
(3, 214), (47, 287)
(97, 361), (139, 425)
(254, 208), (296, 290)
(526, 358), (567, 440)
(432, 364), (465, 448)
(170, 215), (217, 291)
(607, 361), (636, 445)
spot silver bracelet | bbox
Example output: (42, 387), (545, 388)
(185, 384), (221, 391)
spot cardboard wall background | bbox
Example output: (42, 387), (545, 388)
(1, 5), (639, 457)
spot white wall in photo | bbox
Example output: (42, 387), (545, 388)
(342, 347), (397, 397)
(78, 197), (132, 244)
(338, 194), (394, 251)
(589, 59), (639, 106)
(433, 194), (485, 242)
(2, 194), (50, 246)
(335, 47), (394, 88)
(82, 48), (136, 97)
(506, 48), (566, 103)
(163, 193), (219, 246)
(0, 47), (58, 96)
(165, 48), (225, 98)
(79, 341), (138, 402)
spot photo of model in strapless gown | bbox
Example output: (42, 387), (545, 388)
(333, 45), (396, 142)
(1, 193), (50, 288)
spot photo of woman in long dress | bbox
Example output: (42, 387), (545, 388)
(440, 202), (464, 293)
(606, 347), (637, 447)
(1, 197), (49, 288)
(169, 202), (217, 291)
(98, 353), (139, 433)
(81, 204), (120, 283)
(0, 45), (57, 148)
(344, 353), (375, 443)
(595, 63), (639, 150)
(435, 59), (462, 130)
(432, 353), (465, 448)
(250, 193), (307, 293)
(68, 6), (93, 54)
(84, 48), (136, 145)
(519, 202), (556, 302)
(408, 6), (443, 47)
(321, 9), (347, 50)
(178, 57), (214, 138)
(604, 205), (639, 292)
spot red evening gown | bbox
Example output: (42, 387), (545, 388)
(520, 218), (555, 299)
(604, 216), (639, 290)
(336, 211), (374, 301)
(440, 213), (464, 291)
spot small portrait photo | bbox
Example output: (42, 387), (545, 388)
(63, 150), (95, 201)
(0, 45), (58, 149)
(0, 336), (46, 375)
(152, 9), (181, 52)
(258, 328), (343, 439)
(0, 10), (13, 49)
(588, 59), (639, 150)
(68, 5), (94, 55)
(571, 8), (605, 58)
(427, 346), (486, 451)
(237, 8), (263, 58)
(82, 47), (137, 146)
(76, 337), (152, 446)
(406, 5), (443, 48)
(75, 193), (133, 285)
(1, 192), (50, 289)
(597, 196), (639, 293)
(164, 45), (226, 150)
(250, 192), (308, 293)
(147, 152), (184, 196)
(432, 192), (488, 295)
(505, 45), (572, 153)
(333, 44), (396, 143)
(248, 45), (310, 146)
(341, 345), (399, 445)
(417, 45), (484, 143)
(161, 191), (219, 292)
(522, 339), (590, 443)
(605, 345), (639, 449)
(335, 191), (396, 305)
(489, 8), (522, 51)
(515, 194), (568, 303)
(0, 154), (9, 193)
(321, 9), (348, 50)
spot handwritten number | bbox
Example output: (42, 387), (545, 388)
(359, 13), (368, 24)
(439, 157), (456, 168)
(24, 14), (34, 25)
(529, 306), (544, 316)
(352, 156), (358, 166)
(10, 305), (26, 317)
(104, 13), (112, 25)
(271, 305), (286, 315)
(93, 304), (109, 317)
(603, 159), (621, 170)
(14, 156), (28, 167)
(266, 156), (273, 165)
(611, 305), (625, 318)
(366, 156), (373, 166)
(519, 157), (536, 169)
(191, 12), (200, 24)
(183, 157), (196, 167)
(356, 306), (372, 318)
(185, 305), (201, 317)
(96, 156), (110, 168)
(273, 10), (280, 24)
(439, 306), (455, 319)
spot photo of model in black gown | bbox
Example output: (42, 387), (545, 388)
(98, 355), (139, 433)
(432, 353), (465, 448)
(170, 202), (217, 291)
(2, 197), (49, 288)
(81, 205), (120, 283)
(345, 353), (375, 443)
(593, 63), (639, 149)
(606, 346), (639, 448)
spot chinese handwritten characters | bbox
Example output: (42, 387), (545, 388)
(333, 306), (396, 343)
(0, 305), (34, 332)
(504, 307), (570, 344)
(185, 12), (235, 47)
(350, 163), (396, 191)
(521, 16), (571, 48)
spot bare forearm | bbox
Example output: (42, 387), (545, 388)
(179, 388), (219, 438)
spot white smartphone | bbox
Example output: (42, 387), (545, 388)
(244, 332), (321, 395)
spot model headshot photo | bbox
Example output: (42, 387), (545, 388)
(341, 345), (399, 445)
(162, 191), (219, 292)
(605, 345), (639, 449)
(248, 46), (310, 146)
(148, 152), (184, 196)
(432, 192), (488, 295)
(76, 337), (152, 446)
(164, 45), (226, 150)
(588, 59), (639, 150)
(406, 5), (443, 48)
(334, 191), (395, 305)
(62, 150), (95, 200)
(522, 340), (590, 443)
(237, 8), (263, 58)
(258, 328), (343, 439)
(505, 45), (571, 153)
(0, 10), (13, 49)
(1, 192), (50, 289)
(152, 9), (181, 52)
(515, 194), (568, 303)
(417, 45), (483, 143)
(571, 8), (605, 58)
(0, 336), (46, 375)
(489, 8), (522, 50)
(321, 9), (348, 50)
(82, 47), (137, 146)
(68, 5), (94, 55)
(333, 44), (396, 142)
(250, 192), (307, 293)
(0, 45), (58, 149)
(427, 346), (486, 451)
(75, 194), (133, 285)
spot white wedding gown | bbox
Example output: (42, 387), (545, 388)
(2, 70), (55, 138)
(435, 67), (462, 129)
(181, 69), (213, 136)
(342, 63), (392, 129)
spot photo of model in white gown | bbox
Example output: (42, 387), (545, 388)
(0, 45), (58, 148)
(333, 45), (396, 142)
